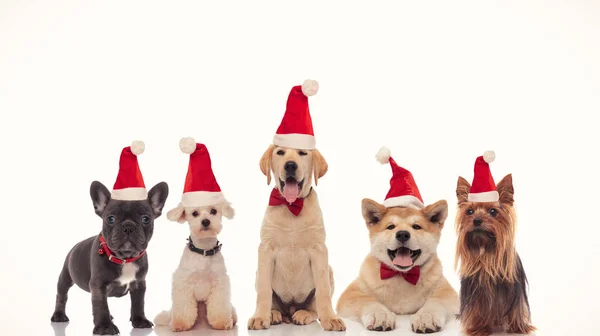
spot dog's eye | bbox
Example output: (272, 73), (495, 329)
(192, 211), (199, 217)
(141, 215), (151, 225)
(276, 150), (285, 156)
(412, 224), (422, 230)
(386, 224), (395, 230)
(106, 215), (115, 225)
(210, 209), (217, 215)
(298, 150), (307, 156)
(466, 209), (474, 215)
(489, 208), (498, 217)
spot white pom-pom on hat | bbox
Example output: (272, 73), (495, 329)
(376, 146), (391, 164)
(130, 140), (145, 155)
(483, 150), (495, 163)
(179, 137), (197, 154)
(302, 79), (319, 97)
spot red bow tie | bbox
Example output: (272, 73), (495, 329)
(268, 188), (305, 216)
(98, 235), (146, 265)
(380, 262), (420, 285)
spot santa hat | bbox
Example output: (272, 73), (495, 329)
(111, 141), (147, 201)
(467, 151), (499, 202)
(376, 147), (424, 209)
(272, 79), (319, 150)
(178, 137), (226, 207)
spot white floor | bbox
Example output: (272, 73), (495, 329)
(48, 313), (532, 336)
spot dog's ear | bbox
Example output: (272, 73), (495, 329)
(259, 145), (274, 185)
(361, 198), (386, 226)
(90, 181), (111, 217)
(456, 176), (471, 204)
(422, 200), (449, 227)
(148, 182), (169, 218)
(497, 174), (514, 206)
(222, 202), (235, 220)
(166, 203), (187, 223)
(312, 149), (328, 186)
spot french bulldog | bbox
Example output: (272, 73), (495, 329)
(50, 180), (169, 335)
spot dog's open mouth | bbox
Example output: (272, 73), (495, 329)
(279, 177), (304, 203)
(388, 247), (421, 269)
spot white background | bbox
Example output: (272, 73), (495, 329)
(1, 1), (599, 335)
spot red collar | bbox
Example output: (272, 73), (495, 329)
(98, 235), (146, 265)
(268, 187), (312, 216)
(380, 262), (420, 285)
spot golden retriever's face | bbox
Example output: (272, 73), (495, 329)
(361, 199), (448, 272)
(260, 145), (328, 203)
(166, 202), (235, 239)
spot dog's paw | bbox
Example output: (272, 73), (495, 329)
(270, 310), (282, 325)
(410, 309), (446, 333)
(248, 316), (270, 330)
(170, 317), (194, 332)
(131, 316), (154, 329)
(361, 310), (396, 331)
(292, 310), (316, 325)
(51, 311), (69, 323)
(320, 317), (346, 331)
(209, 316), (234, 330)
(93, 322), (120, 335)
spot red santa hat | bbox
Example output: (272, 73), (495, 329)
(178, 137), (226, 207)
(272, 79), (319, 150)
(376, 147), (425, 209)
(111, 141), (147, 201)
(467, 151), (499, 202)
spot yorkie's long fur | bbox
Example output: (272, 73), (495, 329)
(454, 174), (535, 336)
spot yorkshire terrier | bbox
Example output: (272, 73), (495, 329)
(454, 151), (535, 336)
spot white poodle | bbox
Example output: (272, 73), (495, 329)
(154, 201), (237, 331)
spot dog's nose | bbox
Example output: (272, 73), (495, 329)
(396, 230), (410, 244)
(201, 219), (211, 227)
(473, 218), (483, 227)
(284, 161), (298, 172)
(122, 225), (136, 235)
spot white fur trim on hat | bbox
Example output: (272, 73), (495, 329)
(376, 147), (391, 164)
(467, 190), (499, 203)
(383, 195), (425, 209)
(302, 79), (319, 97)
(273, 133), (316, 150)
(131, 141), (145, 155)
(180, 137), (196, 154)
(181, 191), (226, 207)
(483, 151), (495, 163)
(111, 187), (148, 201)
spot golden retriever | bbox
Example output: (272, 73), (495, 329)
(247, 144), (346, 331)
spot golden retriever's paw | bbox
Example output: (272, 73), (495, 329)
(248, 316), (270, 330)
(270, 310), (283, 325)
(410, 309), (445, 333)
(292, 310), (316, 325)
(320, 317), (346, 331)
(231, 307), (238, 325)
(361, 310), (397, 331)
(169, 317), (195, 332)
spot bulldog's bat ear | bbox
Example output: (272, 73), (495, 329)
(90, 181), (111, 217)
(148, 182), (169, 218)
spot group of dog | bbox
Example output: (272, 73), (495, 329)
(50, 80), (535, 336)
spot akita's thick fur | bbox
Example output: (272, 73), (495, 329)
(337, 199), (459, 333)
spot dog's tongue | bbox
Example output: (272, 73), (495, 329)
(283, 180), (300, 203)
(393, 249), (413, 267)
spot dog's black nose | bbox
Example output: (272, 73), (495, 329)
(201, 219), (211, 227)
(396, 230), (410, 243)
(284, 161), (298, 172)
(473, 218), (483, 227)
(122, 225), (136, 235)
